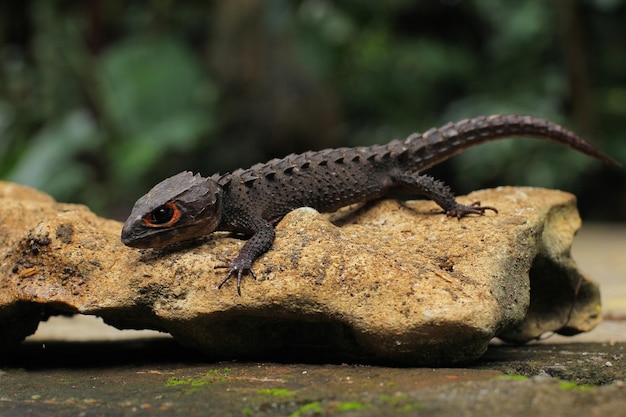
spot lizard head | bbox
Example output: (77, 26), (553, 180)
(121, 171), (222, 248)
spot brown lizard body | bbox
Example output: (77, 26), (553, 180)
(121, 114), (618, 294)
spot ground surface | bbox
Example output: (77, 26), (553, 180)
(0, 223), (625, 416)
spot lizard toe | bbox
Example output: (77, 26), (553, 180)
(215, 258), (256, 295)
(446, 202), (498, 219)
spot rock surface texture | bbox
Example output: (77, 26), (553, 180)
(0, 182), (601, 365)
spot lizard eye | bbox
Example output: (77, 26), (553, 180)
(143, 201), (181, 227)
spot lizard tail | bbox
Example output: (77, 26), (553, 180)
(399, 114), (620, 171)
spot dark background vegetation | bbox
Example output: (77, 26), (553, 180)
(1, 0), (624, 221)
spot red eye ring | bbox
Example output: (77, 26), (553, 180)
(143, 201), (181, 227)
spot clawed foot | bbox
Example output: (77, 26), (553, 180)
(214, 258), (257, 296)
(446, 201), (498, 219)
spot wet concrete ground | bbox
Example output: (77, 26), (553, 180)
(1, 223), (625, 416)
(1, 339), (625, 417)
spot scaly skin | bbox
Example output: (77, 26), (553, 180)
(121, 114), (618, 294)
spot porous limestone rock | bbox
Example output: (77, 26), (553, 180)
(0, 181), (601, 364)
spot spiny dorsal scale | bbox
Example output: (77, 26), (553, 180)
(292, 153), (309, 166)
(269, 156), (294, 175)
(231, 168), (246, 177)
(240, 171), (259, 184)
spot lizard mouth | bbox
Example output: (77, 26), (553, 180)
(120, 221), (210, 249)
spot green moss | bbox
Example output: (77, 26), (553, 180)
(204, 367), (232, 382)
(165, 376), (206, 387)
(494, 374), (529, 381)
(165, 368), (233, 388)
(335, 401), (369, 412)
(400, 402), (424, 411)
(379, 393), (408, 405)
(288, 401), (323, 417)
(257, 388), (296, 397)
(558, 380), (595, 391)
(206, 367), (232, 376)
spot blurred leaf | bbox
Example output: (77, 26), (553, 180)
(97, 35), (217, 179)
(0, 101), (16, 163)
(30, 0), (89, 121)
(6, 110), (99, 199)
(602, 87), (626, 116)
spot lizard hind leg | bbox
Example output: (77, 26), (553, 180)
(393, 173), (497, 219)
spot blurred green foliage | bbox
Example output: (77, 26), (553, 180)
(98, 34), (216, 181)
(0, 0), (624, 219)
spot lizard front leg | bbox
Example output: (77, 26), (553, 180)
(215, 221), (275, 295)
(393, 173), (497, 218)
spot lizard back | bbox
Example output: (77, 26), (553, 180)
(213, 114), (616, 225)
